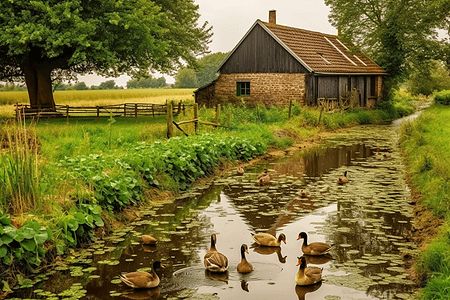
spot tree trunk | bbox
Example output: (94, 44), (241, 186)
(23, 60), (55, 110)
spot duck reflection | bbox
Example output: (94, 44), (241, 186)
(295, 281), (322, 300)
(122, 287), (161, 300)
(142, 244), (157, 252)
(251, 243), (287, 263)
(204, 269), (229, 283)
(303, 254), (333, 265)
(241, 280), (249, 292)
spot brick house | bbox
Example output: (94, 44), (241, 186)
(195, 10), (387, 108)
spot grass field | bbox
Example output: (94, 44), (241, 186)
(400, 103), (450, 299)
(0, 88), (195, 117)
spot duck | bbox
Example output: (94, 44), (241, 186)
(297, 232), (332, 256)
(204, 234), (228, 273)
(237, 244), (253, 274)
(299, 189), (309, 198)
(257, 168), (268, 180)
(236, 167), (245, 175)
(251, 232), (286, 247)
(258, 173), (271, 185)
(141, 235), (157, 245)
(119, 261), (164, 289)
(295, 256), (322, 286)
(383, 152), (391, 158)
(337, 171), (348, 185)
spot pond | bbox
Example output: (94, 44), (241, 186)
(11, 122), (418, 300)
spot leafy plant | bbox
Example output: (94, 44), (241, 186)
(434, 90), (450, 105)
(0, 215), (51, 267)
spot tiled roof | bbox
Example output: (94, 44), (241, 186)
(260, 21), (387, 74)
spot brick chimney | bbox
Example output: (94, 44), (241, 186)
(269, 10), (276, 24)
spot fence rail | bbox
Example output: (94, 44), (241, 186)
(15, 102), (192, 120)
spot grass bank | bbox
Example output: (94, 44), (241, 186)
(0, 89), (419, 286)
(400, 102), (450, 299)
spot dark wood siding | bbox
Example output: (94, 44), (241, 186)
(220, 24), (309, 74)
(317, 77), (339, 99)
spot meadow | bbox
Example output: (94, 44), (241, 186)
(400, 103), (450, 299)
(0, 88), (195, 117)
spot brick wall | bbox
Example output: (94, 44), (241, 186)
(213, 73), (306, 107)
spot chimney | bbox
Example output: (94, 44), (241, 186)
(269, 10), (276, 24)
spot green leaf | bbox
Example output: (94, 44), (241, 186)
(0, 246), (8, 258)
(0, 215), (10, 226)
(74, 212), (86, 225)
(67, 219), (79, 232)
(21, 239), (36, 252)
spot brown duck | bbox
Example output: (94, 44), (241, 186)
(120, 261), (164, 289)
(237, 244), (253, 274)
(297, 232), (332, 256)
(141, 235), (157, 245)
(337, 171), (348, 185)
(204, 234), (228, 273)
(295, 256), (322, 286)
(252, 232), (286, 247)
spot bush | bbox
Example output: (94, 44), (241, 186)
(434, 90), (450, 105)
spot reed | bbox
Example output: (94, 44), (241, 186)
(0, 118), (41, 215)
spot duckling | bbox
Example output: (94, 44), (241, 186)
(236, 166), (245, 175)
(295, 256), (322, 286)
(237, 244), (253, 274)
(251, 232), (286, 247)
(120, 261), (164, 289)
(141, 235), (157, 245)
(337, 171), (348, 185)
(258, 173), (271, 185)
(204, 234), (228, 273)
(297, 232), (332, 256)
(299, 189), (309, 198)
(257, 168), (268, 180)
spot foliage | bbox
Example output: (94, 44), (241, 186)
(0, 215), (51, 267)
(400, 104), (450, 300)
(0, 0), (212, 106)
(55, 203), (104, 253)
(406, 60), (450, 95)
(126, 77), (167, 89)
(0, 121), (41, 215)
(434, 90), (450, 105)
(174, 52), (229, 88)
(325, 0), (450, 92)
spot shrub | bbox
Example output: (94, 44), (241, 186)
(0, 215), (52, 267)
(434, 90), (450, 105)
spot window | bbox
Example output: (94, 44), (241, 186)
(237, 82), (250, 96)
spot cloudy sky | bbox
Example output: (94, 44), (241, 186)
(79, 1), (336, 87)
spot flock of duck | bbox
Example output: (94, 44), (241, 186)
(119, 168), (345, 291)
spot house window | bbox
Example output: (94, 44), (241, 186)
(237, 82), (250, 96)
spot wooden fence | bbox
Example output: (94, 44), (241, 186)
(15, 101), (192, 120)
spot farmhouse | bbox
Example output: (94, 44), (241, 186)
(195, 10), (387, 109)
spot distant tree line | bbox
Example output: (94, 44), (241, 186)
(126, 76), (167, 89)
(0, 83), (27, 91)
(174, 52), (229, 88)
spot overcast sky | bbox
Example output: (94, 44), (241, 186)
(79, 1), (335, 87)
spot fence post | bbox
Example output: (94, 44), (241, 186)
(152, 104), (155, 117)
(134, 103), (138, 122)
(15, 103), (18, 120)
(193, 103), (198, 134)
(66, 105), (69, 123)
(182, 104), (186, 116)
(167, 103), (173, 138)
(215, 104), (221, 125)
(96, 106), (100, 119)
(288, 100), (292, 119)
(124, 104), (127, 117)
(177, 100), (182, 115)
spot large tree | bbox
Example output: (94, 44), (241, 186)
(0, 0), (212, 108)
(324, 0), (450, 95)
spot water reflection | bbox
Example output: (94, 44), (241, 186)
(251, 244), (287, 264)
(295, 281), (322, 300)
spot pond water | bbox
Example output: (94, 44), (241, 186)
(11, 122), (418, 300)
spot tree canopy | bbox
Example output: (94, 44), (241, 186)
(174, 52), (228, 88)
(324, 0), (450, 94)
(0, 0), (212, 108)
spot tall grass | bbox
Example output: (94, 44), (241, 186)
(0, 119), (41, 215)
(400, 104), (450, 299)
